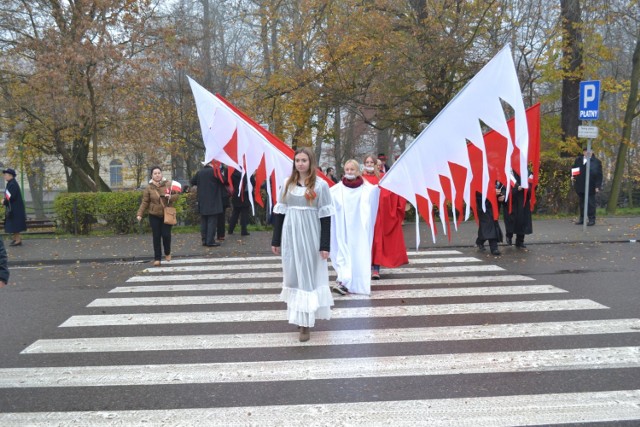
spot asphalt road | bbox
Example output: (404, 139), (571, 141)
(0, 242), (638, 425)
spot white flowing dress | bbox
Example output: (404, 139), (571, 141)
(330, 180), (379, 295)
(273, 179), (335, 327)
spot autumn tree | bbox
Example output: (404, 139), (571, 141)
(0, 0), (164, 192)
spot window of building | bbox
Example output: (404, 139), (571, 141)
(110, 159), (123, 187)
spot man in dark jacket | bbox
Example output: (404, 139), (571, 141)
(228, 170), (255, 236)
(475, 184), (504, 256)
(2, 168), (27, 246)
(503, 170), (534, 249)
(190, 161), (225, 247)
(572, 148), (603, 226)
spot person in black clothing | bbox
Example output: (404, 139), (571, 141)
(572, 148), (603, 226)
(0, 238), (9, 287)
(217, 164), (230, 241)
(326, 167), (339, 184)
(475, 183), (504, 256)
(228, 169), (255, 236)
(2, 168), (27, 246)
(190, 161), (225, 247)
(503, 170), (533, 249)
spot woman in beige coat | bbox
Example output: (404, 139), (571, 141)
(136, 166), (177, 266)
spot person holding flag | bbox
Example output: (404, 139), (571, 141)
(571, 147), (603, 226)
(190, 160), (226, 247)
(503, 169), (534, 248)
(361, 154), (408, 279)
(136, 166), (179, 266)
(2, 168), (27, 246)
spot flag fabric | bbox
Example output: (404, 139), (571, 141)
(188, 77), (333, 214)
(4, 189), (10, 200)
(572, 167), (580, 176)
(170, 180), (182, 193)
(378, 44), (529, 244)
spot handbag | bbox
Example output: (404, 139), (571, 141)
(163, 206), (177, 225)
(156, 188), (177, 225)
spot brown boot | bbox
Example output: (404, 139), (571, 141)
(165, 254), (171, 262)
(299, 327), (310, 342)
(153, 260), (161, 267)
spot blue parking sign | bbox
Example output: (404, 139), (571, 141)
(579, 80), (600, 120)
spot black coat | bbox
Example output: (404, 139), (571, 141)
(231, 170), (256, 208)
(572, 154), (603, 194)
(190, 165), (225, 215)
(2, 178), (27, 233)
(476, 191), (503, 241)
(503, 172), (533, 236)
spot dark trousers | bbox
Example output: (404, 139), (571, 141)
(506, 232), (525, 244)
(217, 208), (227, 239)
(476, 236), (498, 251)
(578, 192), (596, 220)
(229, 206), (250, 234)
(200, 214), (219, 245)
(149, 214), (172, 261)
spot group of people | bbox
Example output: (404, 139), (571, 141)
(475, 170), (534, 256)
(270, 148), (407, 342)
(136, 162), (255, 266)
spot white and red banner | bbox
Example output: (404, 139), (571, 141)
(188, 77), (332, 213)
(379, 45), (536, 244)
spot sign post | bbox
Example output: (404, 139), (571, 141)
(578, 80), (600, 231)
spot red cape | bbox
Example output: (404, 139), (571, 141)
(363, 173), (409, 268)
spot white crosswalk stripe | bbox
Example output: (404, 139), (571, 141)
(3, 251), (638, 425)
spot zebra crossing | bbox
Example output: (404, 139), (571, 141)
(1, 250), (639, 425)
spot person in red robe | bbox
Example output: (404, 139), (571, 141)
(361, 154), (409, 279)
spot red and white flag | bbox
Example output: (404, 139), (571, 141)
(188, 77), (333, 213)
(170, 180), (182, 193)
(379, 45), (530, 245)
(4, 189), (10, 200)
(571, 167), (580, 176)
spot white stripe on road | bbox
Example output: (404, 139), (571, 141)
(127, 265), (505, 282)
(1, 390), (639, 426)
(160, 251), (463, 266)
(89, 285), (566, 307)
(145, 257), (481, 273)
(110, 275), (535, 293)
(1, 347), (638, 388)
(163, 251), (462, 265)
(22, 319), (640, 354)
(60, 300), (607, 327)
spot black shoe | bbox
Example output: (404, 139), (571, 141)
(506, 237), (513, 246)
(9, 241), (22, 246)
(476, 244), (486, 251)
(331, 283), (348, 295)
(490, 248), (501, 255)
(575, 219), (584, 225)
(228, 229), (234, 235)
(515, 242), (527, 249)
(587, 220), (595, 226)
(206, 242), (221, 247)
(241, 231), (250, 236)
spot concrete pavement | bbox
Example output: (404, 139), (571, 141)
(5, 216), (639, 266)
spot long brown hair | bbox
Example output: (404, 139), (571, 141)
(285, 147), (317, 199)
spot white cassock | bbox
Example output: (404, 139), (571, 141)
(330, 180), (380, 295)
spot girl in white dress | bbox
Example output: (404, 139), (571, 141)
(271, 148), (335, 342)
(330, 159), (380, 295)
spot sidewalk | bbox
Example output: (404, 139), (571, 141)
(5, 216), (639, 266)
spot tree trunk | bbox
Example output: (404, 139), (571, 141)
(606, 27), (640, 213)
(26, 159), (46, 219)
(333, 106), (343, 175)
(560, 0), (583, 157)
